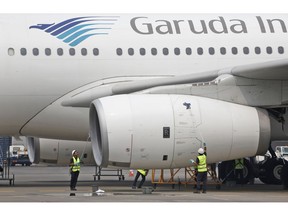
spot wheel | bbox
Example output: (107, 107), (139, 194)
(218, 159), (253, 185)
(280, 161), (288, 189)
(258, 158), (284, 185)
(236, 159), (253, 185)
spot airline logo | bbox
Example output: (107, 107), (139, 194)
(29, 16), (119, 47)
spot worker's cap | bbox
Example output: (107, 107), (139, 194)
(198, 148), (204, 154)
(72, 150), (77, 155)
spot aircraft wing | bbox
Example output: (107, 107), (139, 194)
(228, 58), (288, 80)
(62, 58), (288, 108)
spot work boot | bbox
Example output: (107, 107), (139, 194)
(193, 190), (200, 194)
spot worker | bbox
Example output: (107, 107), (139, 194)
(193, 147), (207, 193)
(69, 150), (81, 191)
(234, 158), (244, 185)
(132, 169), (149, 189)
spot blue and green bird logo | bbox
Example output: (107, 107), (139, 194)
(29, 16), (119, 47)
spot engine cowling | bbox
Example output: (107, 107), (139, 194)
(24, 137), (95, 165)
(90, 94), (271, 169)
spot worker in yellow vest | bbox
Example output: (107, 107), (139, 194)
(69, 150), (81, 191)
(193, 147), (207, 193)
(132, 169), (149, 189)
(234, 158), (244, 185)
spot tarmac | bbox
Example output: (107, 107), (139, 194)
(0, 165), (287, 203)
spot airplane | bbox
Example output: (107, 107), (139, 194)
(1, 13), (288, 185)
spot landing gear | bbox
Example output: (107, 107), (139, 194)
(258, 157), (284, 185)
(219, 152), (286, 186)
(281, 161), (288, 189)
(218, 158), (253, 184)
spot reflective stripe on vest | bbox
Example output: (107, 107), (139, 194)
(137, 169), (146, 175)
(197, 155), (207, 172)
(72, 157), (80, 172)
(235, 159), (244, 169)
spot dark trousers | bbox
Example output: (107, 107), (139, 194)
(70, 171), (79, 189)
(132, 171), (146, 188)
(196, 171), (207, 192)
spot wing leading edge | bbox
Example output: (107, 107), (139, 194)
(61, 58), (288, 108)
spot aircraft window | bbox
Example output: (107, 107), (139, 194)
(163, 48), (169, 55)
(186, 47), (192, 55)
(8, 48), (14, 56)
(69, 48), (75, 56)
(278, 46), (284, 54)
(243, 47), (249, 55)
(93, 48), (99, 56)
(151, 48), (157, 56)
(208, 47), (215, 55)
(220, 47), (226, 55)
(128, 48), (134, 56)
(81, 48), (87, 56)
(57, 48), (63, 56)
(20, 48), (27, 56)
(139, 48), (146, 56)
(255, 47), (261, 54)
(45, 48), (51, 56)
(232, 47), (238, 55)
(174, 48), (180, 55)
(266, 46), (272, 54)
(32, 48), (39, 56)
(197, 47), (203, 55)
(116, 48), (122, 56)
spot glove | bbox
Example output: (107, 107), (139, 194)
(190, 159), (194, 163)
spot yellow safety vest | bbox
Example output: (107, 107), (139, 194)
(72, 157), (80, 172)
(137, 169), (147, 176)
(197, 155), (207, 172)
(235, 159), (244, 169)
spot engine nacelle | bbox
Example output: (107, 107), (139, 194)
(90, 94), (271, 169)
(24, 137), (95, 165)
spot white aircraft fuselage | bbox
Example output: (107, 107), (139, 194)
(1, 14), (288, 168)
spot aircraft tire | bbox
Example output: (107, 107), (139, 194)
(219, 159), (252, 185)
(280, 161), (288, 189)
(259, 158), (283, 185)
(237, 159), (253, 185)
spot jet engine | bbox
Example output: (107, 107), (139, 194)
(89, 94), (271, 169)
(24, 137), (95, 165)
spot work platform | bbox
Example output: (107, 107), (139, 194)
(0, 160), (15, 186)
(93, 166), (125, 181)
(151, 166), (221, 189)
